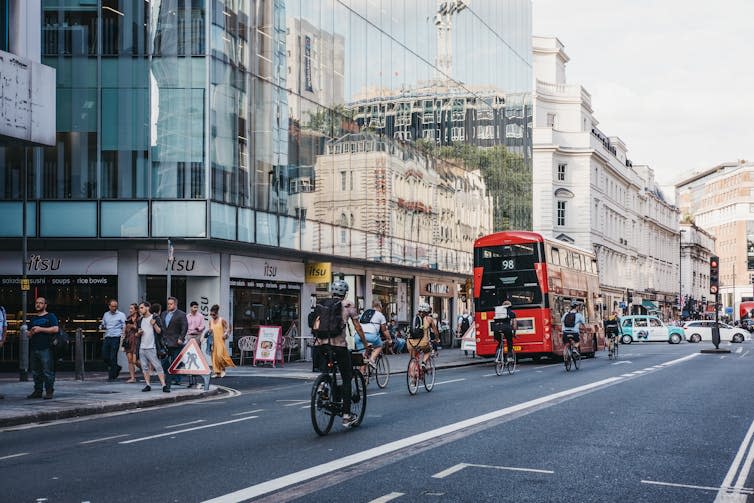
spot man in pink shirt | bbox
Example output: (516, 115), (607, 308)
(186, 301), (207, 388)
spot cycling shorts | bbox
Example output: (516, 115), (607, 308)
(562, 332), (580, 345)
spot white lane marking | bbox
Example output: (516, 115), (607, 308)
(716, 418), (754, 502)
(742, 351), (750, 358)
(736, 348), (743, 354)
(367, 392), (388, 398)
(0, 452), (29, 461)
(642, 480), (753, 494)
(202, 352), (699, 503)
(231, 410), (264, 417)
(368, 492), (405, 503)
(612, 361), (631, 365)
(434, 378), (466, 386)
(120, 417), (257, 444)
(620, 374), (634, 377)
(165, 419), (206, 429)
(483, 373), (498, 377)
(432, 462), (553, 479)
(282, 401), (310, 407)
(79, 434), (129, 444)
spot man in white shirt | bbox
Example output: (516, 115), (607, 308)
(356, 300), (390, 365)
(137, 302), (169, 393)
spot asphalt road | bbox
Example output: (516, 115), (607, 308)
(1, 342), (752, 503)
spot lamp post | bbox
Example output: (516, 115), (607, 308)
(679, 229), (686, 320)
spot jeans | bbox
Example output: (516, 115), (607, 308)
(315, 345), (353, 415)
(162, 346), (183, 385)
(102, 336), (121, 379)
(31, 348), (55, 392)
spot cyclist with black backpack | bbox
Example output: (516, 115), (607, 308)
(561, 300), (585, 352)
(492, 301), (517, 364)
(356, 300), (390, 366)
(310, 280), (369, 427)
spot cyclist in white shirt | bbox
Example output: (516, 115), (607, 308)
(356, 300), (390, 366)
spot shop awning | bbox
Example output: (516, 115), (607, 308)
(642, 300), (659, 309)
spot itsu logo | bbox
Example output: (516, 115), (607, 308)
(26, 254), (61, 272)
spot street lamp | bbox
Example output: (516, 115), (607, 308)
(679, 229), (687, 319)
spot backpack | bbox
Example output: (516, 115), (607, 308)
(359, 308), (376, 325)
(459, 315), (471, 335)
(564, 311), (576, 329)
(51, 324), (70, 357)
(311, 297), (345, 338)
(410, 314), (424, 339)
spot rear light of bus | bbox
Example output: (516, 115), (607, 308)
(543, 316), (551, 339)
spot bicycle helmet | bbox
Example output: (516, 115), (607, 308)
(418, 302), (431, 313)
(330, 279), (349, 297)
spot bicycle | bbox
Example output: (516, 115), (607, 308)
(563, 334), (580, 371)
(310, 346), (367, 436)
(494, 339), (516, 375)
(607, 333), (619, 360)
(407, 348), (437, 395)
(363, 347), (390, 389)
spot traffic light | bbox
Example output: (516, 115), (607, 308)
(710, 255), (720, 294)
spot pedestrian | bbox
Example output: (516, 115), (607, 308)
(186, 301), (206, 388)
(208, 304), (235, 378)
(0, 305), (6, 399)
(160, 296), (188, 389)
(123, 303), (141, 383)
(26, 297), (59, 399)
(138, 302), (169, 393)
(100, 299), (126, 382)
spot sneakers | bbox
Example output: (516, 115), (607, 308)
(342, 413), (357, 427)
(142, 385), (151, 392)
(162, 385), (170, 393)
(26, 390), (43, 399)
(220, 370), (226, 378)
(44, 390), (54, 400)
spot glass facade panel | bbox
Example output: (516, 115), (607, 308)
(101, 201), (148, 237)
(256, 211), (278, 246)
(152, 201), (207, 237)
(40, 201), (97, 237)
(0, 202), (36, 237)
(238, 207), (254, 242)
(210, 202), (237, 240)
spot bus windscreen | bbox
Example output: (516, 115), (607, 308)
(474, 243), (544, 311)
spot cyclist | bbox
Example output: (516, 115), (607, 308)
(356, 300), (390, 369)
(603, 310), (621, 354)
(492, 300), (517, 363)
(312, 280), (369, 427)
(407, 303), (439, 369)
(561, 300), (585, 354)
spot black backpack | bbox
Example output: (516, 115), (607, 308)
(460, 316), (471, 335)
(359, 309), (376, 324)
(311, 297), (345, 338)
(51, 324), (70, 357)
(564, 311), (576, 329)
(410, 314), (424, 339)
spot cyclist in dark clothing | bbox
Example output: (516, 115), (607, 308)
(492, 300), (517, 363)
(604, 310), (621, 355)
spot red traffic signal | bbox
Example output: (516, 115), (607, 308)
(710, 255), (720, 295)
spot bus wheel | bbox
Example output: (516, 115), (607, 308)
(592, 335), (598, 355)
(532, 355), (541, 362)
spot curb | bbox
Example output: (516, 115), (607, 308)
(0, 387), (224, 428)
(386, 355), (494, 375)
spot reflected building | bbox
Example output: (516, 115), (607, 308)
(0, 0), (532, 368)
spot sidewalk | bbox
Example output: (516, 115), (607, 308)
(0, 373), (222, 428)
(0, 348), (491, 428)
(225, 346), (494, 379)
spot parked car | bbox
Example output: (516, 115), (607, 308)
(619, 315), (684, 344)
(682, 320), (749, 343)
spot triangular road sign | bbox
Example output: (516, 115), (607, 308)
(168, 339), (211, 375)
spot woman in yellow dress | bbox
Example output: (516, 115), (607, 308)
(208, 304), (235, 377)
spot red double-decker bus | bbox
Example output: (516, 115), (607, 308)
(472, 231), (606, 359)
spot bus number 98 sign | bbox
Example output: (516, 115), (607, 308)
(501, 259), (515, 270)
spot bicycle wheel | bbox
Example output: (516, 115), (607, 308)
(613, 339), (619, 360)
(375, 354), (390, 389)
(573, 350), (581, 370)
(349, 370), (367, 427)
(494, 346), (504, 376)
(563, 347), (572, 372)
(310, 374), (335, 436)
(424, 356), (436, 392)
(407, 357), (420, 395)
(506, 351), (516, 375)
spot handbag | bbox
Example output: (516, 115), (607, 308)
(122, 337), (131, 351)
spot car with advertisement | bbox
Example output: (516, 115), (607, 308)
(682, 320), (749, 343)
(619, 315), (684, 344)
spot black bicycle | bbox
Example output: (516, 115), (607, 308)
(310, 346), (367, 436)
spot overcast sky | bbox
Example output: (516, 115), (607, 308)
(532, 0), (754, 190)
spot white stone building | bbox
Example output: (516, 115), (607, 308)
(679, 222), (716, 317)
(531, 36), (680, 318)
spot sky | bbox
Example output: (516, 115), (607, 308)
(532, 0), (754, 190)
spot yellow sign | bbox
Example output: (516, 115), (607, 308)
(20, 279), (30, 291)
(305, 262), (331, 283)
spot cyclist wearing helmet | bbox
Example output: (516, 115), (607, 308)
(313, 279), (369, 427)
(561, 300), (585, 350)
(407, 303), (440, 368)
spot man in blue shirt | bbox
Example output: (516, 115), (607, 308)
(27, 297), (59, 399)
(100, 299), (126, 382)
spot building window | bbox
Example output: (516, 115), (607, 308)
(547, 113), (556, 128)
(557, 163), (566, 181)
(340, 171), (347, 191)
(557, 200), (566, 227)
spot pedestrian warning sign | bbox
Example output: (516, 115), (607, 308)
(168, 339), (211, 375)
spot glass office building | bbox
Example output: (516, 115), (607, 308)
(0, 0), (532, 363)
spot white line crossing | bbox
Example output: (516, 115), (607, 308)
(715, 418), (754, 502)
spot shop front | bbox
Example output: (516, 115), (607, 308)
(417, 277), (457, 346)
(371, 274), (412, 324)
(230, 256), (305, 361)
(0, 251), (118, 365)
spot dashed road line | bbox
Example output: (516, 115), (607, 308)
(0, 452), (29, 461)
(80, 434), (129, 444)
(165, 419), (206, 429)
(643, 480), (754, 495)
(368, 492), (405, 503)
(432, 462), (553, 479)
(232, 409), (264, 417)
(120, 416), (257, 444)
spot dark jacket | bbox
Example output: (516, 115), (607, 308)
(160, 309), (188, 348)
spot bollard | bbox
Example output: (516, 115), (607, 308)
(19, 324), (29, 381)
(75, 328), (85, 380)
